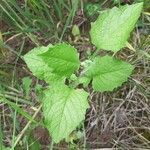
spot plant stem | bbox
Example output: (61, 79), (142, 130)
(49, 140), (54, 150)
(83, 123), (87, 150)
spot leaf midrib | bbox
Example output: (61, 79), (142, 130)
(87, 67), (132, 78)
(42, 52), (79, 64)
(55, 89), (74, 140)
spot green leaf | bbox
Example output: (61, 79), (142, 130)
(84, 3), (101, 17)
(39, 43), (80, 78)
(72, 25), (80, 37)
(90, 3), (143, 52)
(78, 76), (91, 88)
(43, 83), (89, 143)
(83, 55), (134, 92)
(22, 77), (32, 98)
(24, 44), (61, 82)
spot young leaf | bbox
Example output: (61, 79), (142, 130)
(83, 55), (134, 92)
(22, 77), (32, 98)
(90, 3), (143, 52)
(23, 44), (62, 82)
(39, 43), (80, 77)
(42, 83), (89, 143)
(72, 24), (80, 37)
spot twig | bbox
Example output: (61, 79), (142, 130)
(11, 104), (42, 149)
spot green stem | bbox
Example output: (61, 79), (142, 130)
(69, 78), (80, 89)
(83, 123), (87, 150)
(49, 140), (54, 150)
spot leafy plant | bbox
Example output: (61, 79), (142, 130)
(24, 3), (143, 143)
